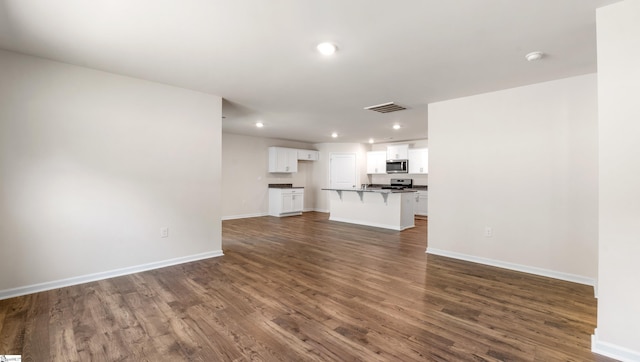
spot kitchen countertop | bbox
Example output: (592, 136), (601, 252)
(409, 185), (428, 191)
(268, 183), (304, 189)
(365, 184), (427, 191)
(322, 188), (417, 194)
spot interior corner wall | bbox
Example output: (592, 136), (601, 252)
(427, 73), (598, 283)
(594, 1), (640, 359)
(0, 50), (223, 296)
(220, 133), (315, 219)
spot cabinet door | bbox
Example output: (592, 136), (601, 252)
(292, 193), (304, 212)
(285, 148), (298, 172)
(415, 191), (428, 215)
(297, 149), (319, 161)
(281, 192), (294, 213)
(269, 147), (298, 173)
(366, 151), (387, 174)
(408, 148), (428, 174)
(275, 148), (289, 172)
(387, 144), (409, 160)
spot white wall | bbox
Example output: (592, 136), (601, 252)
(427, 74), (599, 284)
(369, 140), (429, 186)
(0, 50), (223, 297)
(221, 133), (315, 219)
(310, 143), (369, 213)
(594, 1), (640, 359)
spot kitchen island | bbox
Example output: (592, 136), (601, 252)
(322, 188), (416, 231)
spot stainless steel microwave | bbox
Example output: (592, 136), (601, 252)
(386, 159), (408, 173)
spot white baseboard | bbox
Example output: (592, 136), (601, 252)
(329, 216), (413, 231)
(221, 212), (267, 220)
(313, 208), (330, 213)
(426, 247), (597, 291)
(222, 210), (327, 220)
(0, 250), (224, 300)
(592, 328), (640, 361)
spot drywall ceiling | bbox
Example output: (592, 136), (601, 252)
(0, 0), (618, 144)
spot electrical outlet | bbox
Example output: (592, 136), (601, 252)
(484, 226), (493, 238)
(160, 227), (169, 238)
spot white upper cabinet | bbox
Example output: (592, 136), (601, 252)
(366, 151), (387, 174)
(268, 147), (298, 173)
(297, 149), (319, 161)
(387, 144), (409, 160)
(408, 148), (428, 174)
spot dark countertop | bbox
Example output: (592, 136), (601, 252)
(268, 183), (304, 189)
(365, 184), (427, 191)
(322, 188), (417, 194)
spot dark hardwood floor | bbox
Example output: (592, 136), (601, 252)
(0, 212), (615, 361)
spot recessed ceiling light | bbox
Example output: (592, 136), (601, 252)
(393, 124), (401, 130)
(525, 51), (544, 61)
(255, 121), (264, 128)
(369, 138), (374, 144)
(331, 132), (338, 138)
(317, 42), (337, 56)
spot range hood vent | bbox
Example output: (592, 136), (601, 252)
(364, 102), (406, 113)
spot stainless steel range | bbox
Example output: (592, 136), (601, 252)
(381, 178), (413, 190)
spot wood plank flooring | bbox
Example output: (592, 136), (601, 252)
(0, 212), (615, 361)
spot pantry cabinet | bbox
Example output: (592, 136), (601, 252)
(269, 188), (304, 217)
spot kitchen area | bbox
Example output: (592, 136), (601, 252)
(262, 140), (427, 231)
(220, 133), (427, 225)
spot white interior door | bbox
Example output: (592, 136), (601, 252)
(330, 153), (357, 189)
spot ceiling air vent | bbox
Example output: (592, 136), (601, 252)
(364, 102), (406, 113)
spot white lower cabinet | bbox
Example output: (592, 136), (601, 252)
(415, 190), (428, 216)
(269, 188), (304, 217)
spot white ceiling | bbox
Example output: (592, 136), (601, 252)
(0, 0), (618, 144)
